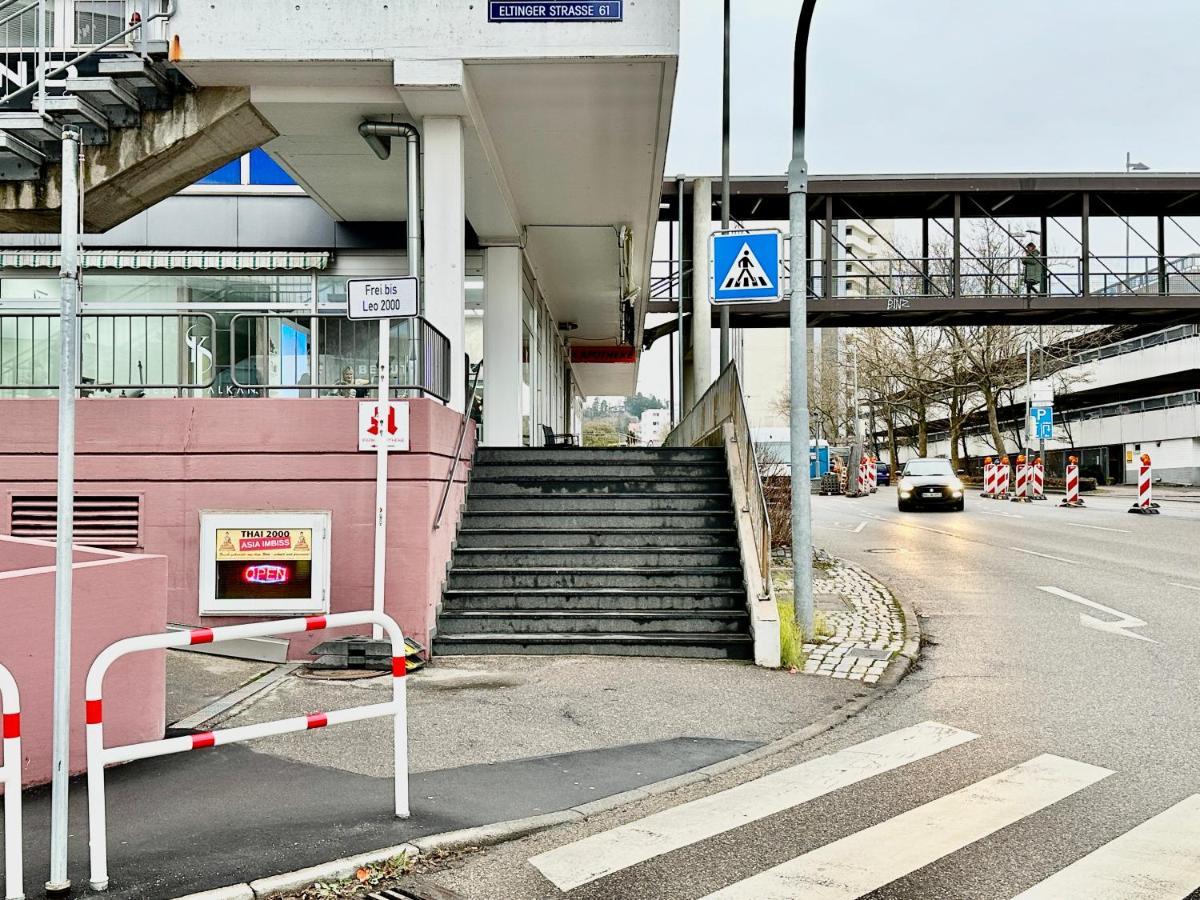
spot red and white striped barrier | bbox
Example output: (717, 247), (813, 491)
(86, 612), (409, 892)
(1129, 453), (1160, 515)
(981, 460), (997, 498)
(1060, 462), (1085, 507)
(0, 663), (23, 900)
(995, 459), (1010, 499)
(854, 458), (869, 497)
(1029, 459), (1045, 500)
(1010, 461), (1029, 502)
(867, 457), (878, 493)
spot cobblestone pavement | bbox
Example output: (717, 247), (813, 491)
(802, 558), (906, 683)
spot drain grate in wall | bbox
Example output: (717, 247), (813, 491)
(10, 494), (141, 548)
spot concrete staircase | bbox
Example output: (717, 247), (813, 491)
(435, 446), (753, 660)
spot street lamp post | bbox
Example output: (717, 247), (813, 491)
(789, 0), (818, 637)
(1125, 153), (1150, 284)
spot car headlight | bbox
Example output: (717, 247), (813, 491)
(950, 478), (963, 491)
(898, 478), (914, 492)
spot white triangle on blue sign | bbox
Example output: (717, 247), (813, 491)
(720, 242), (774, 292)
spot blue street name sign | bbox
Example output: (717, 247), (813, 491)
(710, 230), (783, 304)
(488, 2), (623, 22)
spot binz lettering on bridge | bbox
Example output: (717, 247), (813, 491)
(886, 298), (912, 311)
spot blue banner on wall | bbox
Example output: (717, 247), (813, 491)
(489, 2), (623, 22)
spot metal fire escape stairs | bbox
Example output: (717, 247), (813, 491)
(0, 0), (187, 182)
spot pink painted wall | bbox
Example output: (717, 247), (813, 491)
(0, 398), (474, 659)
(0, 538), (168, 787)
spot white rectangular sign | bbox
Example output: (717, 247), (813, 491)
(346, 277), (419, 320)
(359, 400), (410, 451)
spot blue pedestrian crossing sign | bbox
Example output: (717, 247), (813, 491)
(710, 230), (783, 304)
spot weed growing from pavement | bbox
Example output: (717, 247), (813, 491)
(270, 853), (412, 900)
(773, 565), (835, 669)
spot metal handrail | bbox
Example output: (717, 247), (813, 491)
(433, 359), (482, 530)
(663, 362), (772, 599)
(1, 0), (176, 107)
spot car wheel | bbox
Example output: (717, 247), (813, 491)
(955, 500), (965, 512)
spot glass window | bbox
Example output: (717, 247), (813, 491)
(197, 159), (242, 186)
(75, 0), (124, 45)
(248, 149), (296, 186)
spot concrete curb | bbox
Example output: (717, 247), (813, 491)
(174, 563), (921, 900)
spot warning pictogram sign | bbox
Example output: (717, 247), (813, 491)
(358, 400), (410, 451)
(710, 230), (783, 303)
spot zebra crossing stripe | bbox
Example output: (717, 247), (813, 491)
(700, 754), (1113, 900)
(529, 721), (977, 892)
(1011, 794), (1200, 899)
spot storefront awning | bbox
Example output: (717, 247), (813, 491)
(0, 250), (332, 271)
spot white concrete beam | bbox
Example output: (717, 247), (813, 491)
(423, 116), (467, 411)
(483, 246), (524, 446)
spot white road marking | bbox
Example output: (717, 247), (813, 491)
(528, 721), (978, 892)
(980, 509), (1024, 519)
(1011, 546), (1081, 565)
(1065, 522), (1132, 534)
(1012, 794), (1200, 899)
(1167, 582), (1200, 593)
(1037, 586), (1159, 644)
(813, 520), (868, 534)
(852, 519), (867, 533)
(701, 755), (1113, 900)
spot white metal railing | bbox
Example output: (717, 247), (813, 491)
(0, 662), (23, 900)
(85, 611), (409, 892)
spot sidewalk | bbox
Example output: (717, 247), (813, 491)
(11, 638), (869, 898)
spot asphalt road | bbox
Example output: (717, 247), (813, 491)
(425, 487), (1200, 899)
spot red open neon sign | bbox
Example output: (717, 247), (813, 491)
(242, 564), (291, 585)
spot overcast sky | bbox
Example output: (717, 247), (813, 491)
(631, 0), (1199, 402)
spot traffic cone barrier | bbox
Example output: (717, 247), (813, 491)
(1060, 456), (1085, 507)
(1128, 453), (1161, 515)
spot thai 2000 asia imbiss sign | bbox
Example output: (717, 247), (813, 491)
(199, 512), (331, 617)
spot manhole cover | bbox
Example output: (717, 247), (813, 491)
(866, 548), (902, 554)
(846, 647), (892, 661)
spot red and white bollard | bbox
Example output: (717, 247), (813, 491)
(1029, 458), (1045, 500)
(1, 663), (23, 900)
(1060, 457), (1085, 508)
(1129, 452), (1160, 515)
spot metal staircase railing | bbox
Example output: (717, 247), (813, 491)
(0, 0), (178, 181)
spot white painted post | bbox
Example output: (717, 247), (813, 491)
(1, 664), (23, 900)
(373, 319), (390, 641)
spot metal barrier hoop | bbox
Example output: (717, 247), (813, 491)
(85, 611), (409, 892)
(0, 663), (23, 900)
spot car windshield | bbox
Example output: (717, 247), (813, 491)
(904, 459), (954, 476)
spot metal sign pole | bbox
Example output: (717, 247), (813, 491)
(789, 2), (818, 637)
(47, 127), (81, 896)
(719, 0), (731, 369)
(373, 319), (390, 642)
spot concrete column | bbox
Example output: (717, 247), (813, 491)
(482, 245), (522, 445)
(422, 116), (466, 410)
(691, 177), (714, 398)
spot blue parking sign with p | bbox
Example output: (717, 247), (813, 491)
(711, 230), (783, 303)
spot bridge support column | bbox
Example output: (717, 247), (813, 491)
(1081, 192), (1091, 296)
(691, 176), (714, 397)
(952, 194), (961, 297)
(1158, 215), (1168, 295)
(423, 116), (467, 411)
(483, 245), (522, 445)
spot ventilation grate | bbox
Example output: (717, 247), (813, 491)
(10, 495), (141, 548)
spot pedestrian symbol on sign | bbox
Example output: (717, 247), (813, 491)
(721, 244), (773, 291)
(710, 230), (783, 304)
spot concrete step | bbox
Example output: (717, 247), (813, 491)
(471, 462), (728, 479)
(39, 95), (110, 145)
(458, 510), (736, 530)
(432, 632), (755, 660)
(469, 477), (731, 496)
(0, 131), (46, 181)
(475, 447), (724, 465)
(0, 112), (62, 147)
(445, 567), (745, 591)
(436, 610), (750, 636)
(450, 547), (742, 569)
(464, 494), (733, 513)
(454, 528), (737, 548)
(441, 588), (746, 612)
(64, 77), (141, 127)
